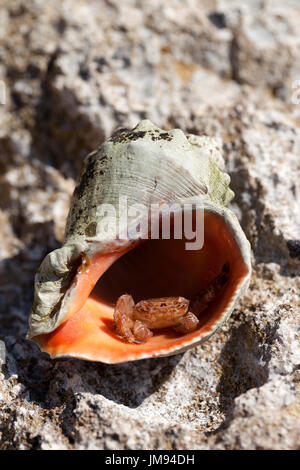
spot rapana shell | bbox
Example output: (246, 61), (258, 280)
(27, 120), (251, 363)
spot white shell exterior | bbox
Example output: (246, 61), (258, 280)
(27, 120), (251, 342)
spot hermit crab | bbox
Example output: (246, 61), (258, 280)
(27, 120), (251, 363)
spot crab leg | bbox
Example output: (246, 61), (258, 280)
(190, 262), (230, 316)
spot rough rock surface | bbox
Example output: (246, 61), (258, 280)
(0, 0), (299, 450)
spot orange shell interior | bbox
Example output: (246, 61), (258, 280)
(35, 212), (249, 363)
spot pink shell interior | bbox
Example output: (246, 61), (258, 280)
(35, 212), (249, 363)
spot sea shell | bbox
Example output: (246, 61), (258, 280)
(27, 120), (251, 363)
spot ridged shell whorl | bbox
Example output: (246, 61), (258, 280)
(65, 120), (233, 246)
